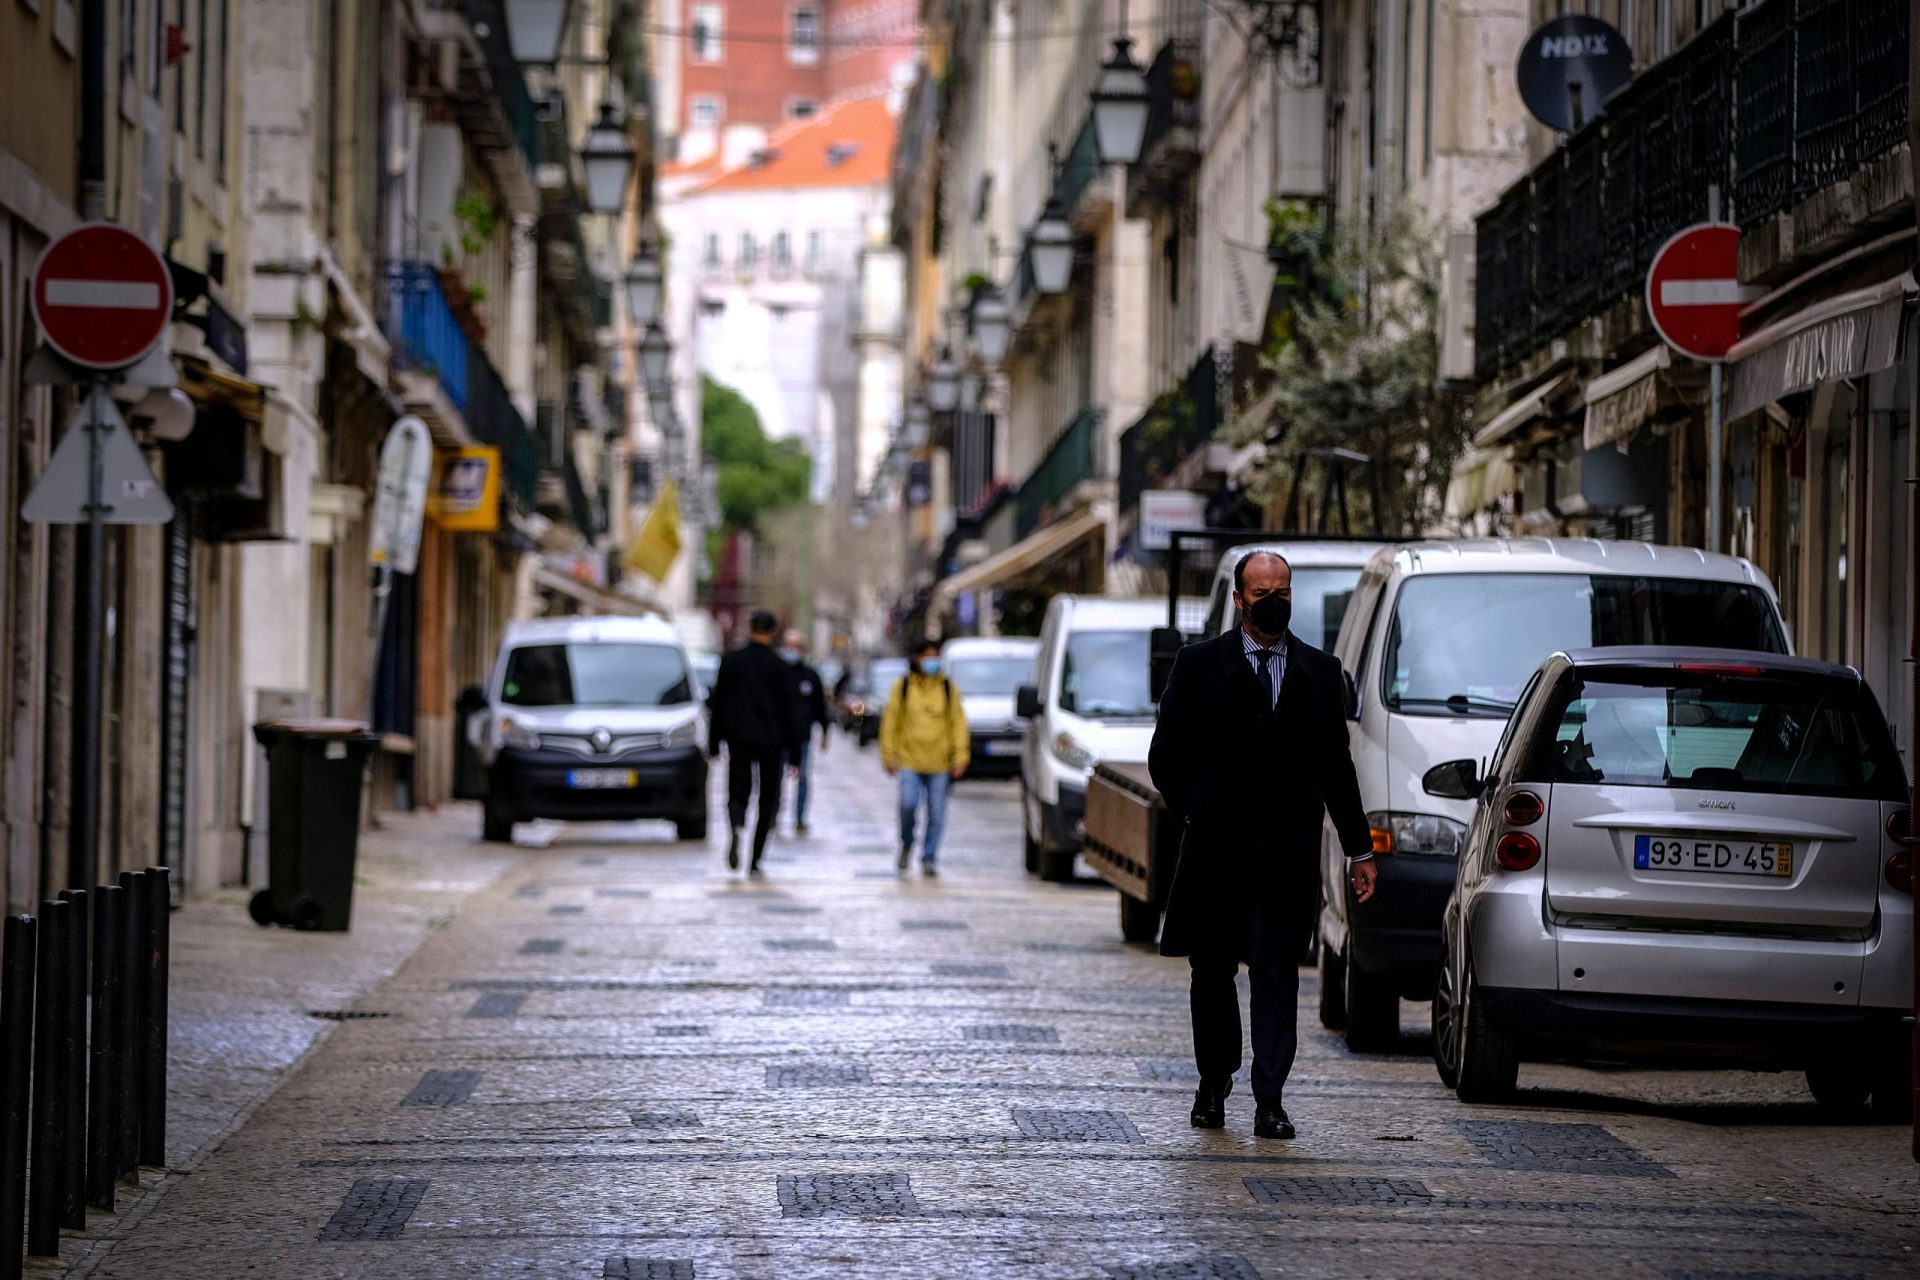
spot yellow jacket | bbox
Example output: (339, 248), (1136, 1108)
(880, 673), (970, 774)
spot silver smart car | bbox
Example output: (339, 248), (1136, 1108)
(1424, 647), (1913, 1117)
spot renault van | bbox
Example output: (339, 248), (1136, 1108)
(1320, 539), (1789, 1049)
(941, 635), (1040, 778)
(469, 615), (709, 843)
(1017, 596), (1162, 881)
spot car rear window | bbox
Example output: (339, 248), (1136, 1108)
(501, 643), (693, 707)
(1524, 669), (1906, 800)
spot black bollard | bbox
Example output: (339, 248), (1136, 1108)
(56, 888), (86, 1228)
(139, 868), (168, 1169)
(115, 872), (145, 1183)
(86, 886), (119, 1212)
(1, 915), (36, 1280)
(27, 900), (67, 1256)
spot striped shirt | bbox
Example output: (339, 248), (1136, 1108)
(1241, 626), (1287, 709)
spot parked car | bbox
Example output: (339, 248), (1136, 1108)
(942, 636), (1040, 778)
(466, 616), (708, 843)
(1018, 596), (1163, 881)
(1426, 647), (1912, 1117)
(857, 658), (910, 746)
(1319, 539), (1790, 1050)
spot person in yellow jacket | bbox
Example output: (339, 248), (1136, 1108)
(879, 637), (970, 875)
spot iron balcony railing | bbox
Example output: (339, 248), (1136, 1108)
(1135, 38), (1202, 174)
(466, 349), (541, 510)
(1016, 406), (1106, 538)
(387, 262), (472, 414)
(1055, 113), (1101, 216)
(1118, 347), (1218, 516)
(456, 0), (542, 178)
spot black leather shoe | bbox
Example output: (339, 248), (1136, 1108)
(726, 829), (741, 871)
(1253, 1104), (1295, 1140)
(1189, 1082), (1228, 1129)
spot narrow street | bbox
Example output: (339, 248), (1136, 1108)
(73, 745), (1920, 1279)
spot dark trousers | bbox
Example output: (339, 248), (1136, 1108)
(1188, 894), (1314, 1105)
(726, 749), (783, 864)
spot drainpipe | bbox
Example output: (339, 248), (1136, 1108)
(79, 0), (107, 219)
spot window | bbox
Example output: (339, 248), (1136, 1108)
(702, 233), (721, 268)
(771, 231), (792, 274)
(786, 97), (818, 121)
(1058, 631), (1156, 718)
(805, 229), (824, 274)
(688, 94), (724, 128)
(788, 5), (819, 64)
(691, 3), (724, 63)
(738, 232), (758, 269)
(501, 643), (694, 708)
(948, 657), (1035, 698)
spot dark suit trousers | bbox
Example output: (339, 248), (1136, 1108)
(1188, 891), (1315, 1105)
(726, 749), (783, 862)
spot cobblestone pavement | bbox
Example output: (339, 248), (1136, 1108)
(65, 744), (1920, 1278)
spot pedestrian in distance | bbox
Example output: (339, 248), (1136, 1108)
(1147, 550), (1377, 1140)
(879, 638), (969, 876)
(707, 610), (806, 876)
(780, 628), (832, 837)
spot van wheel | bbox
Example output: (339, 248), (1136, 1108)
(1342, 949), (1399, 1052)
(482, 806), (514, 843)
(1454, 956), (1520, 1103)
(1020, 784), (1040, 874)
(675, 811), (709, 842)
(1316, 938), (1347, 1030)
(1119, 893), (1160, 944)
(1808, 1038), (1913, 1122)
(1039, 847), (1077, 883)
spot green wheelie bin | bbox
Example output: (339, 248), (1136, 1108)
(248, 719), (380, 931)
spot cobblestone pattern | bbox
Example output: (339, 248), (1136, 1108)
(629, 1110), (702, 1128)
(1452, 1119), (1677, 1178)
(900, 919), (970, 931)
(965, 1024), (1059, 1043)
(1012, 1108), (1144, 1142)
(517, 938), (564, 955)
(762, 989), (851, 1008)
(401, 1069), (481, 1107)
(548, 904), (585, 916)
(763, 937), (837, 952)
(1103, 1257), (1263, 1280)
(593, 889), (652, 899)
(603, 1260), (695, 1279)
(1242, 1177), (1435, 1206)
(777, 1173), (920, 1217)
(1136, 1059), (1199, 1082)
(930, 962), (1009, 978)
(766, 1062), (872, 1087)
(316, 1177), (428, 1240)
(653, 1024), (708, 1037)
(463, 991), (527, 1019)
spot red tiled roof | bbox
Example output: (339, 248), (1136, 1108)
(688, 98), (896, 193)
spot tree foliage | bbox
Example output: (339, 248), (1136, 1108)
(1233, 203), (1470, 535)
(700, 375), (811, 534)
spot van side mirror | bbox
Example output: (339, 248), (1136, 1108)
(1341, 668), (1360, 720)
(1015, 684), (1042, 720)
(1422, 758), (1484, 801)
(1148, 626), (1185, 704)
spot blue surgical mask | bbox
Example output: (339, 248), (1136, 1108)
(919, 658), (942, 677)
(779, 647), (801, 664)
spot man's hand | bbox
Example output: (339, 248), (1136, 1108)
(786, 765), (800, 779)
(883, 762), (898, 778)
(949, 764), (966, 780)
(1349, 859), (1378, 904)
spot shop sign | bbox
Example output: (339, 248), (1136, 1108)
(429, 446), (501, 532)
(1138, 489), (1209, 550)
(1725, 288), (1907, 419)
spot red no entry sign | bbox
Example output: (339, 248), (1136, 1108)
(1645, 222), (1756, 363)
(31, 222), (173, 370)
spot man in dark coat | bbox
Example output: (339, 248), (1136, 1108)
(780, 628), (832, 837)
(708, 610), (805, 875)
(1148, 551), (1376, 1139)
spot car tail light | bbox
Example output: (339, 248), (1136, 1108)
(1502, 790), (1544, 827)
(1495, 832), (1541, 871)
(1886, 808), (1910, 844)
(1888, 850), (1914, 894)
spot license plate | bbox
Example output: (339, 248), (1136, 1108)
(1633, 834), (1793, 877)
(567, 769), (637, 789)
(981, 739), (1020, 756)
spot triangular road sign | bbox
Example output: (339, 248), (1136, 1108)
(23, 385), (176, 524)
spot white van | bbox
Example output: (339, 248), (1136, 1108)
(1193, 540), (1390, 649)
(940, 635), (1040, 779)
(1016, 596), (1163, 881)
(469, 615), (708, 843)
(1319, 539), (1790, 1049)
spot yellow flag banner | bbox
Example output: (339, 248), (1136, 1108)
(624, 480), (683, 581)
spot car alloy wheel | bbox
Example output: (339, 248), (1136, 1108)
(1452, 951), (1519, 1104)
(1431, 943), (1463, 1089)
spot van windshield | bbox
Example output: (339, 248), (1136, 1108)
(948, 656), (1034, 697)
(1061, 630), (1155, 718)
(1384, 574), (1785, 717)
(1527, 669), (1905, 799)
(501, 643), (694, 707)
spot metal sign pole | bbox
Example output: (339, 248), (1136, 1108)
(1706, 185), (1725, 555)
(75, 380), (109, 892)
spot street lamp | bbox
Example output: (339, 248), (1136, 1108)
(638, 323), (672, 388)
(969, 285), (1011, 365)
(904, 398), (931, 449)
(581, 102), (636, 215)
(1091, 36), (1151, 166)
(504, 0), (571, 64)
(1029, 193), (1074, 295)
(926, 346), (961, 413)
(624, 239), (663, 327)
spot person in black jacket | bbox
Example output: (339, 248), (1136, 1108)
(708, 610), (804, 875)
(780, 628), (832, 837)
(1148, 551), (1377, 1140)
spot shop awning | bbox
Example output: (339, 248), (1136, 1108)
(1443, 448), (1518, 518)
(931, 505), (1104, 611)
(1472, 372), (1572, 449)
(532, 566), (661, 617)
(1583, 346), (1671, 450)
(1725, 273), (1913, 419)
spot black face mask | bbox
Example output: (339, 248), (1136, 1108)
(1245, 592), (1292, 637)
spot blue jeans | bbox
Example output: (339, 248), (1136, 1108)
(898, 770), (950, 864)
(785, 741), (812, 825)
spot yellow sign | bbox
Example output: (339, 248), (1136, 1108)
(624, 480), (683, 581)
(428, 446), (501, 532)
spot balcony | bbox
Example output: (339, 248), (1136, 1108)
(438, 0), (541, 213)
(1126, 39), (1203, 217)
(1016, 406), (1106, 539)
(1119, 348), (1218, 515)
(1056, 113), (1103, 224)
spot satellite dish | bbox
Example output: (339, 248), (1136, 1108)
(1516, 15), (1633, 133)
